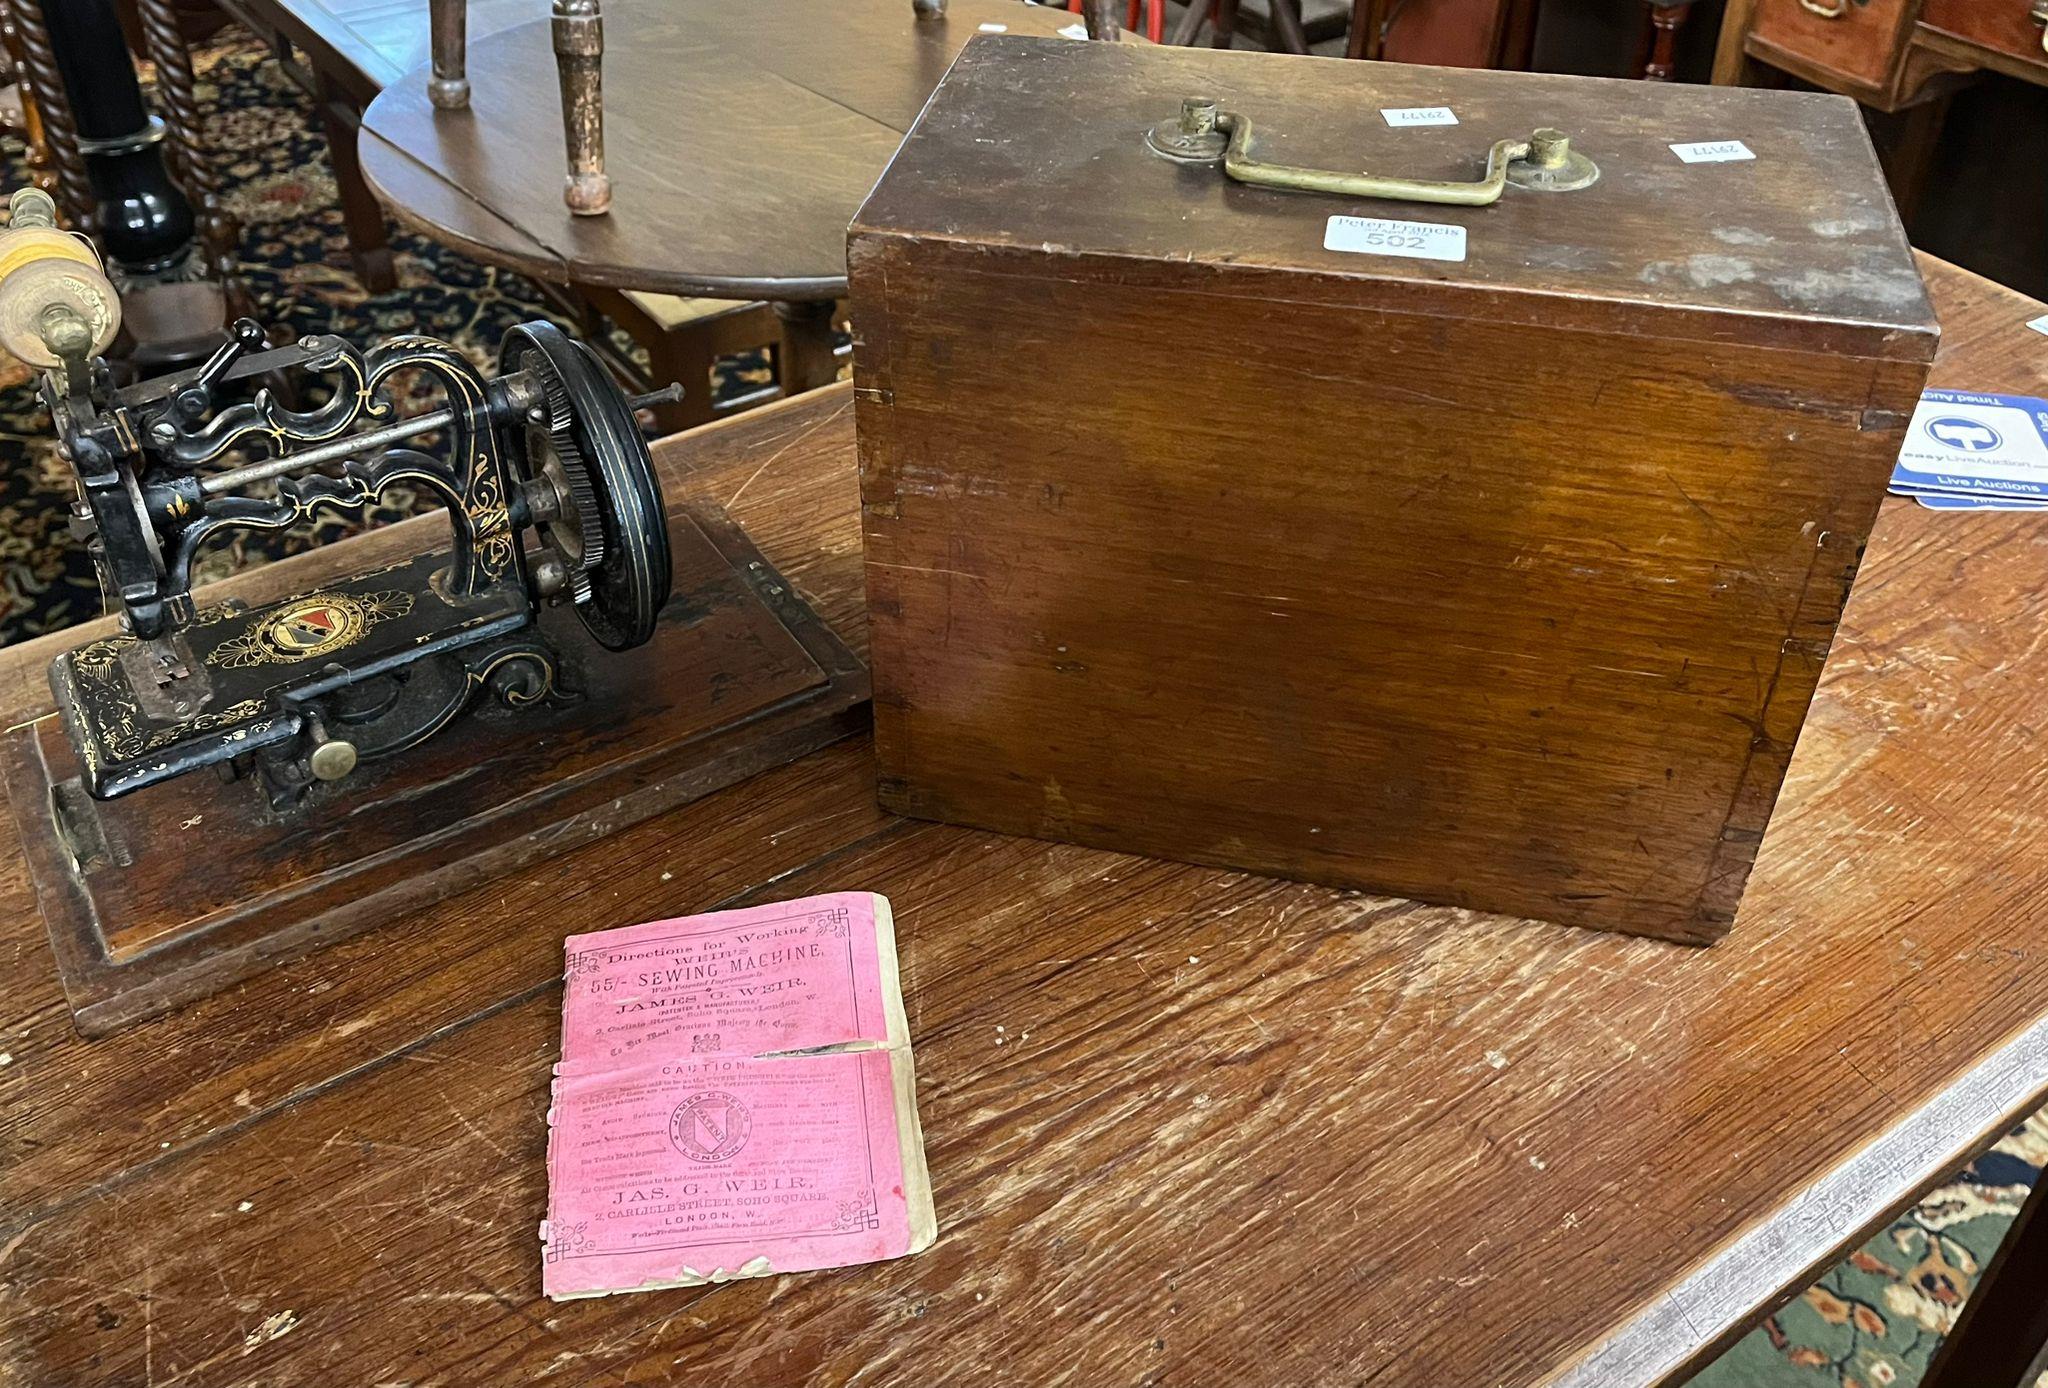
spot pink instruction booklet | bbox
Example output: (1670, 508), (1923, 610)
(542, 892), (935, 1300)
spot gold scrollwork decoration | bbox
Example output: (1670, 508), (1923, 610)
(173, 338), (388, 467)
(366, 337), (514, 589)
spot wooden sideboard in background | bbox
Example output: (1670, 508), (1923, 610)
(1717, 0), (2048, 107)
(1714, 0), (2048, 222)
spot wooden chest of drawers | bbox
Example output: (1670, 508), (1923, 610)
(1748, 0), (1919, 92)
(1733, 0), (2048, 109)
(1920, 0), (2048, 69)
(849, 37), (1936, 942)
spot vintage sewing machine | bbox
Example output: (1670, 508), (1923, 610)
(0, 189), (867, 1035)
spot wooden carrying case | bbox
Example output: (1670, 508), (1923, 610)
(848, 37), (1936, 943)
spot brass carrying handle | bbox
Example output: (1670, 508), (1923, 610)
(1799, 0), (1849, 17)
(1145, 97), (1599, 205)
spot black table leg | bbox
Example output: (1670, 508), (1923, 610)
(37, 0), (193, 277)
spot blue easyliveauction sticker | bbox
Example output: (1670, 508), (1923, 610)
(1891, 390), (2048, 501)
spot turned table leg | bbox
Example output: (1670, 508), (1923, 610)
(773, 300), (840, 398)
(1167, 0), (1211, 45)
(1638, 0), (1695, 81)
(429, 0), (467, 109)
(551, 0), (609, 216)
(1209, 0), (1241, 48)
(1344, 0), (1389, 60)
(314, 72), (395, 292)
(1269, 0), (1309, 54)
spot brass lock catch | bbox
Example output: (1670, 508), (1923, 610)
(1146, 97), (1599, 206)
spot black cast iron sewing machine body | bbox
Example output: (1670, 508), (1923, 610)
(42, 313), (675, 812)
(0, 186), (874, 1037)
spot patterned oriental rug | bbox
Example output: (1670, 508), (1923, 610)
(0, 38), (2038, 1388)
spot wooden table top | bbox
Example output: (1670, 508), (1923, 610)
(356, 0), (1084, 301)
(1, 253), (2045, 1386)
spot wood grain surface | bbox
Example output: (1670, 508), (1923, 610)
(355, 0), (1082, 300)
(1, 257), (2046, 1387)
(852, 37), (1934, 940)
(853, 39), (1933, 345)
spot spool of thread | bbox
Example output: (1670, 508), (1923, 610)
(0, 188), (121, 369)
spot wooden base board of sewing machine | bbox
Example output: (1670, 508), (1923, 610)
(1, 502), (869, 1037)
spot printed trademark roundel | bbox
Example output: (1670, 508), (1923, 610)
(669, 1091), (751, 1163)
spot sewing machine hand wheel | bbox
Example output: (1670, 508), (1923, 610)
(500, 321), (671, 650)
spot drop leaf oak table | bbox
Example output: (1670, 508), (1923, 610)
(210, 0), (782, 432)
(353, 0), (1084, 420)
(2, 253), (2047, 1386)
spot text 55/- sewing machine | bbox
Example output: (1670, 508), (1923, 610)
(0, 189), (868, 1036)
